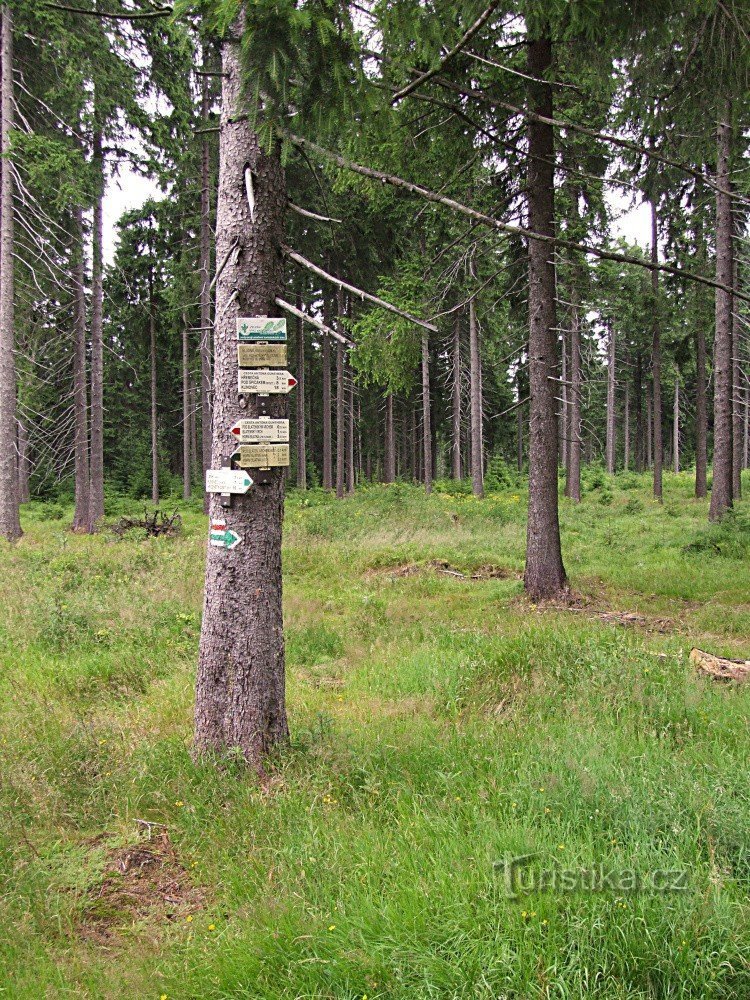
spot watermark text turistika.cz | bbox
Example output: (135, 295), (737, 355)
(497, 854), (690, 898)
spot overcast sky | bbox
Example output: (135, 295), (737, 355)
(102, 157), (653, 266)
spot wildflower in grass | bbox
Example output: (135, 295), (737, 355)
(328, 924), (336, 931)
(541, 919), (548, 926)
(544, 807), (551, 814)
(174, 800), (184, 807)
(557, 844), (565, 850)
(538, 787), (545, 793)
(208, 924), (215, 931)
(185, 915), (193, 923)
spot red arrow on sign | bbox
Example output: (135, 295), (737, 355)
(287, 376), (297, 388)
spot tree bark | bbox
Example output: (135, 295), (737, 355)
(517, 369), (524, 473)
(560, 328), (568, 473)
(194, 27), (289, 766)
(199, 63), (213, 512)
(634, 351), (644, 472)
(421, 330), (433, 494)
(709, 111), (734, 521)
(565, 293), (581, 501)
(0, 6), (20, 541)
(322, 297), (332, 490)
(451, 310), (462, 479)
(182, 310), (191, 499)
(623, 378), (630, 472)
(695, 314), (708, 498)
(346, 352), (355, 494)
(673, 378), (679, 474)
(384, 392), (395, 483)
(295, 289), (306, 489)
(605, 323), (616, 474)
(650, 198), (662, 501)
(72, 203), (90, 531)
(149, 260), (159, 505)
(646, 389), (652, 470)
(468, 294), (483, 497)
(731, 255), (741, 500)
(335, 336), (344, 499)
(88, 125), (105, 530)
(524, 32), (567, 598)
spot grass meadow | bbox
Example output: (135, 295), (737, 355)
(0, 469), (748, 998)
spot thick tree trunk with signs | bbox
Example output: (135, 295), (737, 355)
(0, 6), (20, 542)
(709, 112), (734, 521)
(523, 33), (567, 599)
(194, 30), (289, 765)
(88, 126), (105, 531)
(72, 204), (90, 531)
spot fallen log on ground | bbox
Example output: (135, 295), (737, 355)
(690, 647), (750, 682)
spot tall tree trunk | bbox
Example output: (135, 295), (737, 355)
(710, 110), (734, 521)
(182, 311), (191, 500)
(731, 256), (741, 500)
(743, 384), (749, 471)
(623, 379), (630, 472)
(346, 351), (355, 494)
(524, 33), (567, 598)
(469, 295), (483, 497)
(650, 198), (662, 501)
(565, 293), (581, 502)
(634, 351), (644, 472)
(384, 392), (395, 483)
(295, 290), (306, 489)
(421, 331), (433, 494)
(673, 379), (680, 474)
(560, 328), (568, 473)
(322, 301), (332, 490)
(72, 204), (90, 531)
(335, 338), (344, 499)
(194, 26), (289, 766)
(0, 6), (20, 541)
(17, 421), (28, 503)
(695, 318), (708, 498)
(605, 323), (616, 474)
(88, 125), (105, 530)
(517, 370), (524, 473)
(199, 58), (213, 512)
(451, 310), (462, 479)
(646, 390), (652, 469)
(149, 261), (159, 505)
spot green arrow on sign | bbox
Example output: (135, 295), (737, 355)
(209, 518), (243, 550)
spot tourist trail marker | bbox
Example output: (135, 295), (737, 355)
(209, 518), (243, 550)
(237, 343), (287, 368)
(229, 418), (289, 443)
(236, 317), (287, 342)
(205, 468), (254, 494)
(233, 444), (290, 468)
(238, 369), (297, 394)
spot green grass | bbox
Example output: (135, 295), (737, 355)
(0, 472), (748, 999)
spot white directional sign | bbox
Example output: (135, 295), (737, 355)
(229, 418), (289, 443)
(209, 518), (243, 550)
(236, 317), (287, 342)
(237, 343), (287, 368)
(205, 467), (253, 494)
(233, 444), (290, 468)
(238, 369), (297, 394)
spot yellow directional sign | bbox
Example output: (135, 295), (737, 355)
(235, 444), (290, 468)
(237, 343), (287, 368)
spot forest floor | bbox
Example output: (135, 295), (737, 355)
(0, 470), (749, 999)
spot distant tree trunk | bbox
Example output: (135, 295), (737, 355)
(646, 390), (652, 469)
(731, 256), (741, 500)
(72, 204), (90, 531)
(295, 290), (306, 489)
(384, 391), (395, 483)
(673, 379), (679, 474)
(650, 198), (662, 501)
(0, 6), (20, 541)
(17, 422), (28, 502)
(623, 378), (630, 471)
(88, 125), (105, 531)
(194, 24), (289, 766)
(346, 351), (355, 494)
(336, 336), (344, 499)
(524, 32), (566, 598)
(565, 293), (581, 502)
(199, 64), (213, 511)
(744, 385), (749, 471)
(560, 328), (568, 473)
(605, 323), (616, 474)
(695, 321), (708, 498)
(322, 300), (332, 490)
(634, 351), (644, 471)
(149, 260), (159, 505)
(469, 295), (483, 497)
(421, 331), (433, 494)
(190, 373), (198, 478)
(451, 310), (461, 479)
(182, 311), (191, 500)
(709, 110), (734, 521)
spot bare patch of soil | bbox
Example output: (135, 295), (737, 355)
(367, 559), (521, 582)
(79, 828), (204, 944)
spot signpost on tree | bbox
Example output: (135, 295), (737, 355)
(194, 12), (293, 769)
